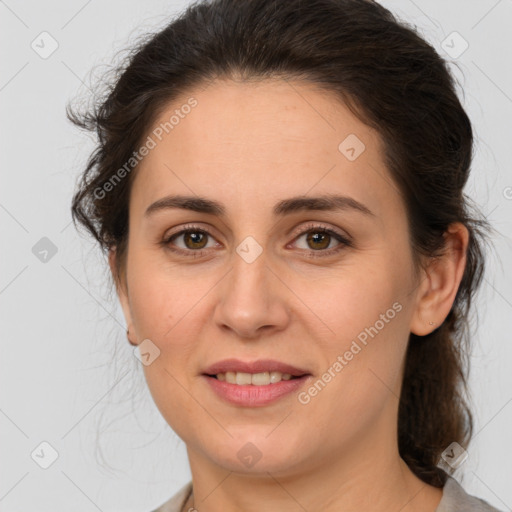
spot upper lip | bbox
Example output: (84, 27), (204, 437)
(202, 359), (311, 377)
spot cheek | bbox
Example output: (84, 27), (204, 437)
(305, 252), (412, 394)
(297, 277), (410, 444)
(126, 262), (205, 436)
(127, 257), (205, 341)
(309, 260), (407, 342)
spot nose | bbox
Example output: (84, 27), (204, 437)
(213, 244), (291, 340)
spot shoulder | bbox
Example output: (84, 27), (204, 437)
(150, 481), (192, 512)
(148, 476), (505, 512)
(437, 475), (504, 512)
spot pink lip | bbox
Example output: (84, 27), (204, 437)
(202, 358), (310, 377)
(203, 374), (311, 407)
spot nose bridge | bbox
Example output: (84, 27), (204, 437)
(232, 240), (268, 298)
(213, 235), (289, 337)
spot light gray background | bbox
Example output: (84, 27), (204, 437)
(1, 0), (511, 510)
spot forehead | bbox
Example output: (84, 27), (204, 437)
(130, 78), (397, 220)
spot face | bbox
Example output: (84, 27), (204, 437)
(113, 78), (426, 477)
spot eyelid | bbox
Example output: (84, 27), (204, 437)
(288, 221), (351, 244)
(163, 223), (220, 242)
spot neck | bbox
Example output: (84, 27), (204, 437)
(183, 421), (443, 512)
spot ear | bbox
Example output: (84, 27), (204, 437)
(410, 223), (469, 336)
(109, 247), (138, 345)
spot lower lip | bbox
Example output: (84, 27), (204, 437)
(203, 375), (311, 407)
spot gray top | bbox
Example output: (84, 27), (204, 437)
(151, 475), (503, 512)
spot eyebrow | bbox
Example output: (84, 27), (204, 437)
(144, 194), (375, 218)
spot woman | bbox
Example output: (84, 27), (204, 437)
(68, 0), (502, 510)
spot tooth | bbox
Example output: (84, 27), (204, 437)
(235, 372), (252, 385)
(251, 372), (270, 385)
(269, 371), (283, 383)
(225, 371), (236, 384)
(214, 371), (296, 385)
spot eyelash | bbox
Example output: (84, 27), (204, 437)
(161, 222), (352, 259)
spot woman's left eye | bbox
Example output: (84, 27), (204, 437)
(291, 226), (351, 257)
(161, 224), (351, 258)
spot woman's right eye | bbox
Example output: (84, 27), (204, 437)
(162, 227), (219, 257)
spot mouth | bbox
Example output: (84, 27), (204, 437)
(200, 359), (312, 406)
(204, 371), (305, 386)
(201, 358), (311, 383)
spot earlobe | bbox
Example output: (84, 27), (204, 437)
(108, 247), (138, 345)
(410, 223), (469, 336)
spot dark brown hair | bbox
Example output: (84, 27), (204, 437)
(68, 0), (491, 486)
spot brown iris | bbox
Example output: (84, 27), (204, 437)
(306, 231), (331, 250)
(183, 231), (208, 249)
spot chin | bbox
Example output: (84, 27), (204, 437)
(206, 433), (310, 476)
